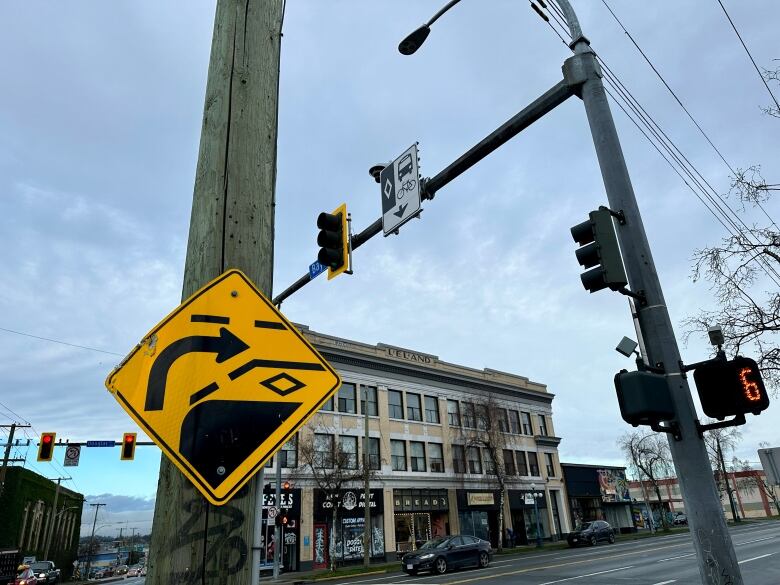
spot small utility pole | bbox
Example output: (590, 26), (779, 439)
(85, 503), (105, 579)
(273, 462), (281, 578)
(43, 476), (71, 560)
(146, 1), (284, 583)
(363, 386), (371, 568)
(0, 423), (30, 496)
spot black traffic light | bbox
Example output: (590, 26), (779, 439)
(121, 432), (137, 460)
(37, 432), (56, 462)
(317, 203), (349, 280)
(693, 356), (769, 420)
(283, 480), (290, 491)
(571, 208), (627, 293)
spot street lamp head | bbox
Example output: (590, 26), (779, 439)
(398, 24), (431, 55)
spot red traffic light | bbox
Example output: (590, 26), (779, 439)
(693, 356), (769, 420)
(283, 480), (290, 490)
(121, 433), (137, 461)
(37, 432), (56, 461)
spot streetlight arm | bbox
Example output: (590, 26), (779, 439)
(426, 0), (463, 26)
(550, 0), (584, 45)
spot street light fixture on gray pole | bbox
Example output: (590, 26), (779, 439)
(530, 484), (543, 548)
(398, 1), (744, 583)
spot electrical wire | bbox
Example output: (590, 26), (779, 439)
(600, 0), (779, 233)
(715, 0), (780, 114)
(538, 1), (780, 288)
(0, 326), (123, 356)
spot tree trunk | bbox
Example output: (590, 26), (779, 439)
(654, 485), (669, 530)
(497, 483), (504, 553)
(330, 505), (338, 572)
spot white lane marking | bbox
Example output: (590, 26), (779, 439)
(658, 553), (695, 562)
(537, 565), (635, 585)
(738, 552), (774, 564)
(651, 580), (677, 585)
(736, 536), (775, 545)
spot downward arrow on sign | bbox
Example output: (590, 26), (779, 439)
(394, 203), (408, 218)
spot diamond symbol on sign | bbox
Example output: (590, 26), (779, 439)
(261, 372), (306, 396)
(383, 179), (393, 200)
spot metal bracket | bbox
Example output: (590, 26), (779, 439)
(651, 420), (682, 441)
(617, 287), (647, 306)
(696, 414), (746, 436)
(420, 177), (433, 201)
(598, 205), (626, 225)
(345, 213), (354, 275)
(680, 350), (727, 373)
(635, 358), (665, 375)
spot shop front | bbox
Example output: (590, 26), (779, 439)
(562, 464), (635, 534)
(313, 488), (385, 568)
(392, 489), (451, 554)
(261, 486), (301, 572)
(456, 490), (501, 548)
(508, 490), (550, 545)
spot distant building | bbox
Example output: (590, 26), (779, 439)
(266, 328), (571, 572)
(0, 466), (83, 575)
(560, 463), (636, 533)
(628, 468), (780, 522)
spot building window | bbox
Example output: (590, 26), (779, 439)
(516, 450), (528, 476)
(407, 393), (423, 422)
(314, 433), (334, 468)
(280, 436), (297, 468)
(391, 440), (407, 471)
(453, 445), (466, 473)
(503, 450), (516, 475)
(537, 415), (549, 436)
(424, 396), (440, 424)
(340, 435), (358, 469)
(462, 402), (476, 428)
(338, 382), (357, 414)
(467, 447), (482, 474)
(388, 390), (404, 419)
(482, 449), (495, 475)
(360, 385), (378, 416)
(528, 451), (540, 476)
(498, 409), (510, 433)
(447, 400), (461, 426)
(410, 441), (426, 471)
(545, 452), (556, 477)
(428, 443), (444, 472)
(476, 404), (488, 431)
(321, 396), (334, 412)
(509, 410), (521, 434)
(521, 411), (533, 435)
(362, 437), (381, 470)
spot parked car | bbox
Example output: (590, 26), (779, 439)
(139, 566), (147, 577)
(127, 566), (142, 577)
(13, 565), (38, 585)
(115, 565), (128, 575)
(567, 520), (615, 547)
(28, 562), (56, 584)
(673, 513), (688, 525)
(401, 535), (491, 575)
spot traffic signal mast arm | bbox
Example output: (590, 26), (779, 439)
(272, 78), (579, 306)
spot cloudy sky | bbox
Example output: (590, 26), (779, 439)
(0, 1), (777, 536)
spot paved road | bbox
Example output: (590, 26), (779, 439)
(329, 521), (780, 585)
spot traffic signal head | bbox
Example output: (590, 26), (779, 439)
(571, 208), (627, 293)
(37, 432), (56, 462)
(614, 370), (675, 427)
(283, 480), (290, 490)
(317, 203), (349, 280)
(693, 356), (769, 420)
(121, 433), (137, 460)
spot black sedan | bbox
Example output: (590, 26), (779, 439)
(567, 520), (615, 547)
(401, 535), (491, 575)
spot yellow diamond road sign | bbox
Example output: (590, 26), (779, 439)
(105, 269), (340, 505)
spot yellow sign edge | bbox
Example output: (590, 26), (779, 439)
(105, 268), (342, 505)
(327, 202), (349, 281)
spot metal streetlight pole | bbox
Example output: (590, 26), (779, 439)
(398, 1), (744, 582)
(530, 485), (543, 548)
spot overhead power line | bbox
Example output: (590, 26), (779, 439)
(0, 326), (123, 357)
(715, 0), (780, 114)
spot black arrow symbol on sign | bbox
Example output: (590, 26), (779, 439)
(145, 327), (249, 411)
(394, 203), (408, 218)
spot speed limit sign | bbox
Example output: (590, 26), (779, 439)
(267, 506), (278, 519)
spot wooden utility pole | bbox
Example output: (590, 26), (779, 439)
(0, 423), (30, 496)
(147, 1), (284, 583)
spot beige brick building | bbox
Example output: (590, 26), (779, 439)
(263, 327), (571, 571)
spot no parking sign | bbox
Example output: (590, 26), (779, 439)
(64, 445), (81, 467)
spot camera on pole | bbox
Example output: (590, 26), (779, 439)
(571, 208), (627, 293)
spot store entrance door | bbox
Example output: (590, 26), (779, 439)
(511, 510), (528, 545)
